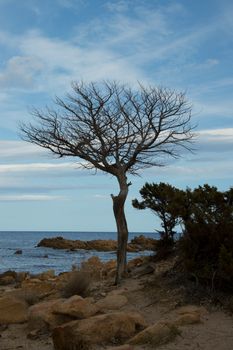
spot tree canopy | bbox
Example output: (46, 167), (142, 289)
(20, 81), (195, 283)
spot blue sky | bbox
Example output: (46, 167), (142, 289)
(0, 0), (232, 232)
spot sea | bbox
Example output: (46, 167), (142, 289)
(0, 231), (156, 275)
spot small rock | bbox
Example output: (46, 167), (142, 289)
(174, 313), (201, 326)
(14, 249), (22, 255)
(175, 305), (207, 316)
(27, 329), (43, 340)
(0, 324), (8, 332)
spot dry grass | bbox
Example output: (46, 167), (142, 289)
(62, 271), (91, 298)
(80, 256), (104, 280)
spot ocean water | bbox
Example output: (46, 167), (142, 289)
(0, 231), (156, 275)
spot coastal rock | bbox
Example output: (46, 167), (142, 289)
(21, 279), (59, 299)
(36, 269), (55, 281)
(37, 236), (86, 250)
(128, 321), (179, 346)
(52, 311), (147, 349)
(0, 275), (15, 285)
(129, 235), (157, 250)
(53, 295), (99, 319)
(0, 296), (29, 324)
(37, 235), (157, 252)
(86, 239), (118, 251)
(14, 249), (23, 254)
(28, 299), (72, 331)
(0, 270), (17, 282)
(37, 237), (117, 251)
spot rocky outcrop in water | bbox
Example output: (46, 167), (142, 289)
(37, 235), (157, 252)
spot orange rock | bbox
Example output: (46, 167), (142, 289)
(52, 311), (147, 349)
(53, 295), (99, 318)
(0, 296), (28, 324)
(128, 321), (179, 346)
(28, 299), (72, 331)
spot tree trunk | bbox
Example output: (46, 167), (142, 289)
(111, 174), (129, 285)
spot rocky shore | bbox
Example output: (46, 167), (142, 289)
(1, 254), (233, 350)
(37, 234), (157, 252)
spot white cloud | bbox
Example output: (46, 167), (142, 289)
(198, 128), (233, 140)
(18, 31), (144, 88)
(0, 141), (44, 158)
(0, 1), (229, 97)
(0, 162), (81, 174)
(0, 194), (67, 201)
(93, 194), (109, 199)
(0, 56), (44, 89)
(144, 159), (233, 181)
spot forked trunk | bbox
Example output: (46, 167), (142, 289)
(111, 174), (129, 285)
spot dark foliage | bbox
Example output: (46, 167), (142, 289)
(134, 182), (233, 290)
(132, 182), (185, 257)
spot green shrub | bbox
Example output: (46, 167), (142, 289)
(179, 185), (233, 290)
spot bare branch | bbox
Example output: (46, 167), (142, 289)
(20, 81), (195, 176)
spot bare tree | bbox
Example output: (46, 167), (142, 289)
(20, 81), (195, 284)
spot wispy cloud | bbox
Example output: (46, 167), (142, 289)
(0, 141), (44, 158)
(0, 162), (81, 174)
(0, 56), (44, 89)
(0, 194), (67, 201)
(0, 1), (221, 95)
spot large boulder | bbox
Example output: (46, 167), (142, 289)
(28, 299), (72, 331)
(52, 311), (147, 349)
(0, 296), (29, 324)
(53, 295), (99, 318)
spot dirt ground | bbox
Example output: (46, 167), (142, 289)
(1, 257), (233, 350)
